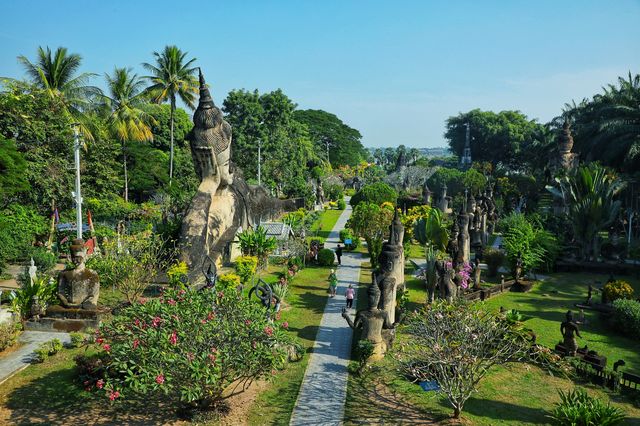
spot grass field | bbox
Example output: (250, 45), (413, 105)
(345, 265), (640, 425)
(308, 209), (342, 240)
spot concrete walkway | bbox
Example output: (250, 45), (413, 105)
(290, 201), (363, 426)
(0, 330), (70, 385)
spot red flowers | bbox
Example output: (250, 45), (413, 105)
(169, 331), (178, 345)
(107, 390), (120, 401)
(207, 312), (215, 321)
(167, 299), (177, 306)
(282, 321), (289, 329)
(132, 339), (139, 350)
(245, 320), (252, 326)
(139, 297), (147, 304)
(208, 353), (216, 363)
(103, 344), (111, 352)
(96, 379), (104, 389)
(151, 317), (162, 328)
(264, 326), (274, 336)
(156, 374), (165, 385)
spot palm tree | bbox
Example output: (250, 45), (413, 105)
(102, 67), (155, 202)
(547, 163), (626, 260)
(142, 46), (198, 186)
(18, 46), (101, 140)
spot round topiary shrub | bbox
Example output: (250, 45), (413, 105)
(603, 280), (634, 303)
(611, 299), (640, 340)
(337, 199), (346, 210)
(317, 248), (335, 266)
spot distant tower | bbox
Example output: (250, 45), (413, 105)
(460, 122), (472, 168)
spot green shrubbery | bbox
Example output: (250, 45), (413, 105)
(500, 213), (558, 275)
(610, 299), (640, 340)
(29, 246), (58, 272)
(336, 198), (346, 210)
(0, 204), (48, 268)
(234, 256), (258, 285)
(93, 287), (298, 408)
(0, 322), (22, 352)
(217, 273), (241, 291)
(317, 248), (335, 266)
(10, 273), (57, 320)
(32, 338), (63, 363)
(349, 182), (397, 207)
(603, 280), (634, 303)
(339, 229), (360, 250)
(550, 388), (625, 425)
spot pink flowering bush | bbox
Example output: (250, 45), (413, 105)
(457, 262), (473, 289)
(93, 287), (300, 413)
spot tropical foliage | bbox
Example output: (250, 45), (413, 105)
(550, 388), (625, 426)
(346, 202), (394, 268)
(237, 227), (278, 268)
(92, 287), (298, 411)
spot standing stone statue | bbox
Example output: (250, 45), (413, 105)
(435, 261), (457, 302)
(560, 310), (582, 356)
(514, 252), (523, 284)
(422, 180), (432, 205)
(456, 208), (471, 265)
(315, 177), (325, 206)
(58, 239), (100, 309)
(342, 279), (401, 360)
(28, 258), (37, 285)
(472, 257), (482, 290)
(375, 209), (405, 323)
(437, 184), (452, 214)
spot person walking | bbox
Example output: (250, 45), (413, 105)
(345, 284), (355, 309)
(328, 269), (338, 297)
(335, 244), (343, 265)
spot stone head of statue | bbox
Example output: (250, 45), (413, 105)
(69, 239), (86, 268)
(368, 278), (381, 309)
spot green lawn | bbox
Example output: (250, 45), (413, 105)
(308, 209), (343, 240)
(247, 263), (332, 424)
(481, 272), (640, 373)
(345, 266), (640, 425)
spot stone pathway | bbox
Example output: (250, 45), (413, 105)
(290, 201), (363, 426)
(0, 331), (70, 385)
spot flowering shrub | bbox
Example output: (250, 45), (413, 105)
(216, 273), (241, 291)
(457, 262), (472, 289)
(93, 287), (299, 412)
(234, 256), (258, 285)
(603, 280), (634, 303)
(167, 261), (189, 289)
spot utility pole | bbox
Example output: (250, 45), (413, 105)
(72, 124), (83, 240)
(257, 139), (262, 186)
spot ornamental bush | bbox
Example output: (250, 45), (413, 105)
(603, 280), (634, 303)
(0, 321), (21, 352)
(94, 287), (299, 412)
(317, 248), (335, 266)
(339, 229), (360, 250)
(234, 256), (258, 285)
(217, 273), (241, 291)
(550, 387), (625, 425)
(611, 299), (640, 340)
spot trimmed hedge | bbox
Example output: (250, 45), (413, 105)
(317, 248), (335, 266)
(611, 299), (640, 340)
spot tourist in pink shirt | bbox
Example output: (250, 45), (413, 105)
(345, 284), (355, 309)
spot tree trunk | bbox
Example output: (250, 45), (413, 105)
(169, 96), (175, 186)
(123, 143), (128, 203)
(453, 407), (461, 419)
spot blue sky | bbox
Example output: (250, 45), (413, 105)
(1, 0), (638, 148)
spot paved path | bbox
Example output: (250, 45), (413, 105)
(0, 331), (70, 385)
(290, 201), (363, 426)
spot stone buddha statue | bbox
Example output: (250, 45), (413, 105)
(342, 278), (400, 360)
(58, 239), (100, 309)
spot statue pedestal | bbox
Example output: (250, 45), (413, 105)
(24, 305), (109, 332)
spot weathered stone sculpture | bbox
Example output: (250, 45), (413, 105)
(560, 310), (582, 356)
(342, 278), (400, 360)
(375, 209), (405, 323)
(456, 208), (470, 264)
(58, 239), (100, 309)
(28, 258), (37, 285)
(437, 184), (452, 214)
(422, 180), (432, 205)
(435, 260), (457, 302)
(550, 119), (579, 173)
(180, 70), (296, 279)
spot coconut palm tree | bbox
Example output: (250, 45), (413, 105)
(17, 46), (101, 140)
(142, 46), (198, 186)
(102, 67), (155, 202)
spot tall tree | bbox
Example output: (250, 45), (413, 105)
(143, 45), (198, 185)
(559, 72), (640, 172)
(0, 135), (30, 208)
(293, 109), (367, 167)
(17, 46), (101, 140)
(102, 67), (154, 202)
(445, 109), (543, 171)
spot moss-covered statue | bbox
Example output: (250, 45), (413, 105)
(58, 238), (100, 309)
